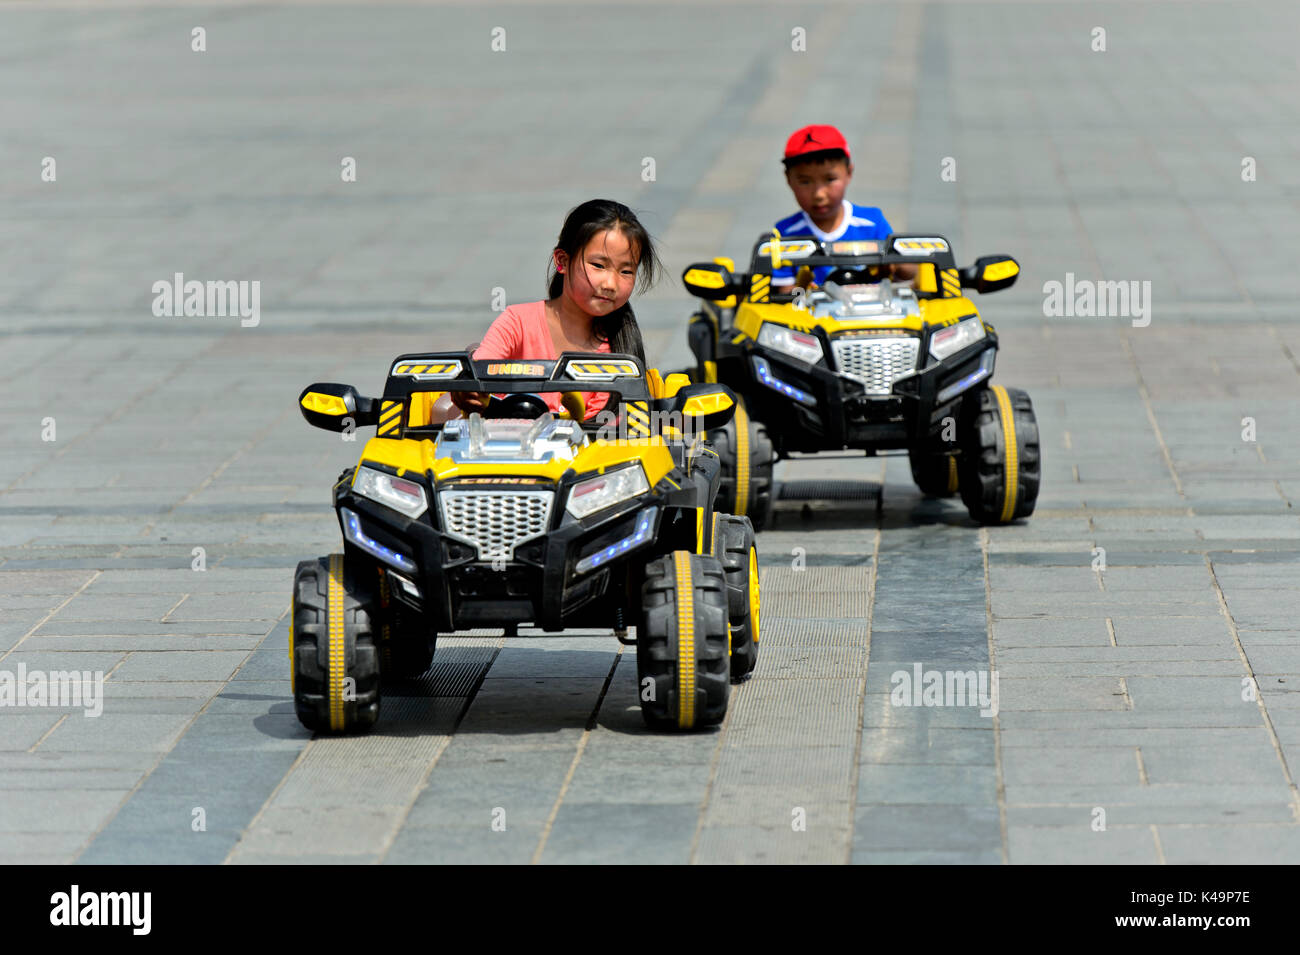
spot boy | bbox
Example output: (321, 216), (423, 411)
(770, 124), (915, 289)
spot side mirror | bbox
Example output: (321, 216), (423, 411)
(683, 262), (743, 302)
(960, 255), (1019, 294)
(661, 373), (692, 398)
(299, 383), (379, 432)
(667, 382), (736, 432)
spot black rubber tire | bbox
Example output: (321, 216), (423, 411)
(687, 313), (715, 382)
(637, 552), (730, 730)
(709, 401), (774, 531)
(376, 568), (435, 682)
(291, 554), (382, 732)
(909, 449), (960, 497)
(712, 513), (759, 681)
(958, 385), (1041, 525)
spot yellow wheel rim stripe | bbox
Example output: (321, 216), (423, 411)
(673, 552), (696, 729)
(327, 554), (345, 731)
(748, 546), (760, 645)
(946, 454), (958, 493)
(734, 399), (750, 517)
(992, 386), (1019, 522)
(288, 612), (295, 695)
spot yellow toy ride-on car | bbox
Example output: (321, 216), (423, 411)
(291, 351), (761, 734)
(683, 233), (1040, 527)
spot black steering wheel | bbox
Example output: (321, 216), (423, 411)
(484, 393), (550, 420)
(824, 265), (885, 286)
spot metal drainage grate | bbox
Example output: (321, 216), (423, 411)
(777, 480), (882, 501)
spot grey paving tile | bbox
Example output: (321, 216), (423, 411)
(853, 805), (1002, 852)
(0, 789), (129, 833)
(108, 650), (249, 683)
(384, 825), (543, 865)
(697, 825), (852, 864)
(1157, 825), (1300, 864)
(540, 803), (698, 864)
(857, 763), (998, 805)
(1007, 826), (1160, 864)
(852, 847), (1004, 867)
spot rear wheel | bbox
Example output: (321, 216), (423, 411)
(709, 398), (774, 531)
(909, 448), (960, 497)
(291, 553), (381, 732)
(687, 312), (716, 383)
(958, 385), (1040, 524)
(712, 513), (760, 681)
(637, 552), (730, 730)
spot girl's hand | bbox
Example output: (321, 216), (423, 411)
(450, 390), (489, 414)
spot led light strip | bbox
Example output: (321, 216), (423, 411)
(575, 509), (656, 575)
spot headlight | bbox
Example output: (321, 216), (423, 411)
(758, 323), (824, 365)
(929, 316), (985, 361)
(565, 464), (649, 519)
(352, 465), (428, 518)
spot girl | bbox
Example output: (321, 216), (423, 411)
(450, 198), (660, 418)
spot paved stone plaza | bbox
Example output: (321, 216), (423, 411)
(2, 0), (1299, 864)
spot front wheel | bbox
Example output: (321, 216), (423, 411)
(637, 552), (731, 730)
(290, 553), (382, 732)
(958, 385), (1040, 524)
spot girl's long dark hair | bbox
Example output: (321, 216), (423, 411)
(546, 199), (660, 365)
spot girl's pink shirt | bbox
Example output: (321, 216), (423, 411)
(472, 301), (612, 416)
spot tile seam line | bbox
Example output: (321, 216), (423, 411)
(982, 527), (1009, 864)
(0, 569), (101, 665)
(1203, 554), (1300, 824)
(140, 347), (358, 534)
(844, 461), (885, 865)
(373, 639), (505, 865)
(2, 332), (225, 495)
(531, 643), (624, 866)
(1120, 333), (1186, 499)
(71, 607), (286, 864)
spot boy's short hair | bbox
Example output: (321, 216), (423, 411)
(782, 124), (852, 170)
(783, 148), (849, 171)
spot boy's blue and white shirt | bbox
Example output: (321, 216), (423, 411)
(770, 200), (893, 285)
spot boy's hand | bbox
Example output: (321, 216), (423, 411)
(890, 262), (919, 283)
(450, 390), (489, 414)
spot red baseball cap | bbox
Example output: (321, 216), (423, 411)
(783, 124), (851, 165)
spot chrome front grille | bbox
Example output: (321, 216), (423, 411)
(438, 490), (554, 562)
(830, 337), (921, 395)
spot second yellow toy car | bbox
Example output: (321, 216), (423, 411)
(683, 233), (1040, 528)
